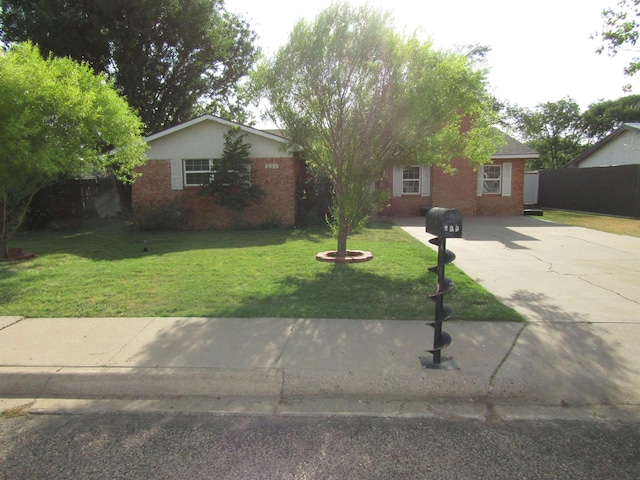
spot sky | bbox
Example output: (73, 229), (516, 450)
(225, 0), (636, 127)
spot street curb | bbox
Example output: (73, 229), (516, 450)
(0, 367), (283, 399)
(0, 366), (528, 401)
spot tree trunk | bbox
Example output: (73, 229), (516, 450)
(336, 222), (349, 259)
(0, 237), (7, 260)
(1, 190), (37, 259)
(1, 193), (9, 259)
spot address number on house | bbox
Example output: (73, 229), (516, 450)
(265, 163), (279, 169)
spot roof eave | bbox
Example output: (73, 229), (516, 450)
(144, 114), (288, 145)
(491, 154), (539, 160)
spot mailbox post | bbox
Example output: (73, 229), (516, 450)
(420, 207), (462, 370)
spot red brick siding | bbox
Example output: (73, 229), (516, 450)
(476, 159), (525, 216)
(431, 158), (479, 216)
(381, 157), (526, 217)
(132, 157), (300, 229)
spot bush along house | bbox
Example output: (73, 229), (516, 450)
(132, 115), (538, 230)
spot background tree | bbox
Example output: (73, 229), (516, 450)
(506, 98), (587, 169)
(581, 94), (640, 140)
(199, 127), (264, 216)
(0, 0), (259, 134)
(595, 0), (640, 87)
(0, 43), (147, 258)
(257, 3), (502, 259)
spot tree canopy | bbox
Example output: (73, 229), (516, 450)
(0, 0), (259, 134)
(256, 3), (502, 258)
(506, 98), (587, 170)
(504, 95), (640, 169)
(0, 42), (147, 258)
(581, 94), (640, 140)
(595, 0), (640, 88)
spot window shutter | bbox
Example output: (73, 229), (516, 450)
(392, 167), (403, 197)
(502, 162), (512, 197)
(170, 159), (183, 190)
(477, 167), (484, 196)
(421, 165), (431, 196)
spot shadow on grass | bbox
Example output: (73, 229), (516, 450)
(223, 265), (434, 320)
(6, 219), (332, 262)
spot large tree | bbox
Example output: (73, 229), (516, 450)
(0, 0), (258, 134)
(257, 3), (501, 259)
(0, 43), (147, 258)
(506, 98), (587, 169)
(582, 94), (640, 140)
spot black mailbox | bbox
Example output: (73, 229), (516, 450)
(420, 206), (463, 370)
(425, 207), (462, 238)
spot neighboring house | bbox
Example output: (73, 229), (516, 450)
(568, 123), (640, 168)
(536, 123), (640, 218)
(380, 134), (539, 217)
(132, 116), (538, 229)
(132, 115), (302, 230)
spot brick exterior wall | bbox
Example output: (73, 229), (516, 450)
(132, 156), (301, 229)
(476, 159), (525, 216)
(381, 157), (526, 217)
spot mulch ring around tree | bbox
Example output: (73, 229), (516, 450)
(315, 250), (373, 263)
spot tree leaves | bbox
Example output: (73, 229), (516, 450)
(0, 42), (147, 257)
(257, 3), (501, 256)
(0, 0), (259, 134)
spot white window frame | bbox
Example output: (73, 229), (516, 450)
(481, 164), (502, 194)
(477, 162), (512, 197)
(183, 159), (214, 186)
(402, 166), (421, 194)
(393, 165), (431, 197)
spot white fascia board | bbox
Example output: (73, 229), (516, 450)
(491, 154), (539, 160)
(145, 114), (288, 146)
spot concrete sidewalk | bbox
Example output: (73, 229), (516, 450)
(1, 216), (639, 419)
(0, 316), (521, 400)
(1, 315), (639, 419)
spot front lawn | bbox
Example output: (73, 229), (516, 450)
(540, 209), (640, 238)
(0, 219), (522, 321)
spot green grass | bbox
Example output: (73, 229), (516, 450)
(0, 219), (522, 321)
(540, 209), (640, 238)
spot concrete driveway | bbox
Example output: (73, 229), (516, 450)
(395, 215), (640, 406)
(395, 215), (640, 324)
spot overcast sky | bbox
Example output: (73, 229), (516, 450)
(226, 0), (636, 126)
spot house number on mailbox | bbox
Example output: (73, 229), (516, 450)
(265, 163), (279, 169)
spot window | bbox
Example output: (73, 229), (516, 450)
(393, 165), (430, 197)
(482, 165), (501, 194)
(184, 159), (213, 186)
(402, 166), (421, 194)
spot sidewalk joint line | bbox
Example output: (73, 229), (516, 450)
(0, 317), (26, 332)
(273, 318), (298, 369)
(106, 317), (158, 365)
(274, 319), (298, 400)
(488, 323), (527, 395)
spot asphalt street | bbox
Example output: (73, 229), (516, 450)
(1, 412), (639, 479)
